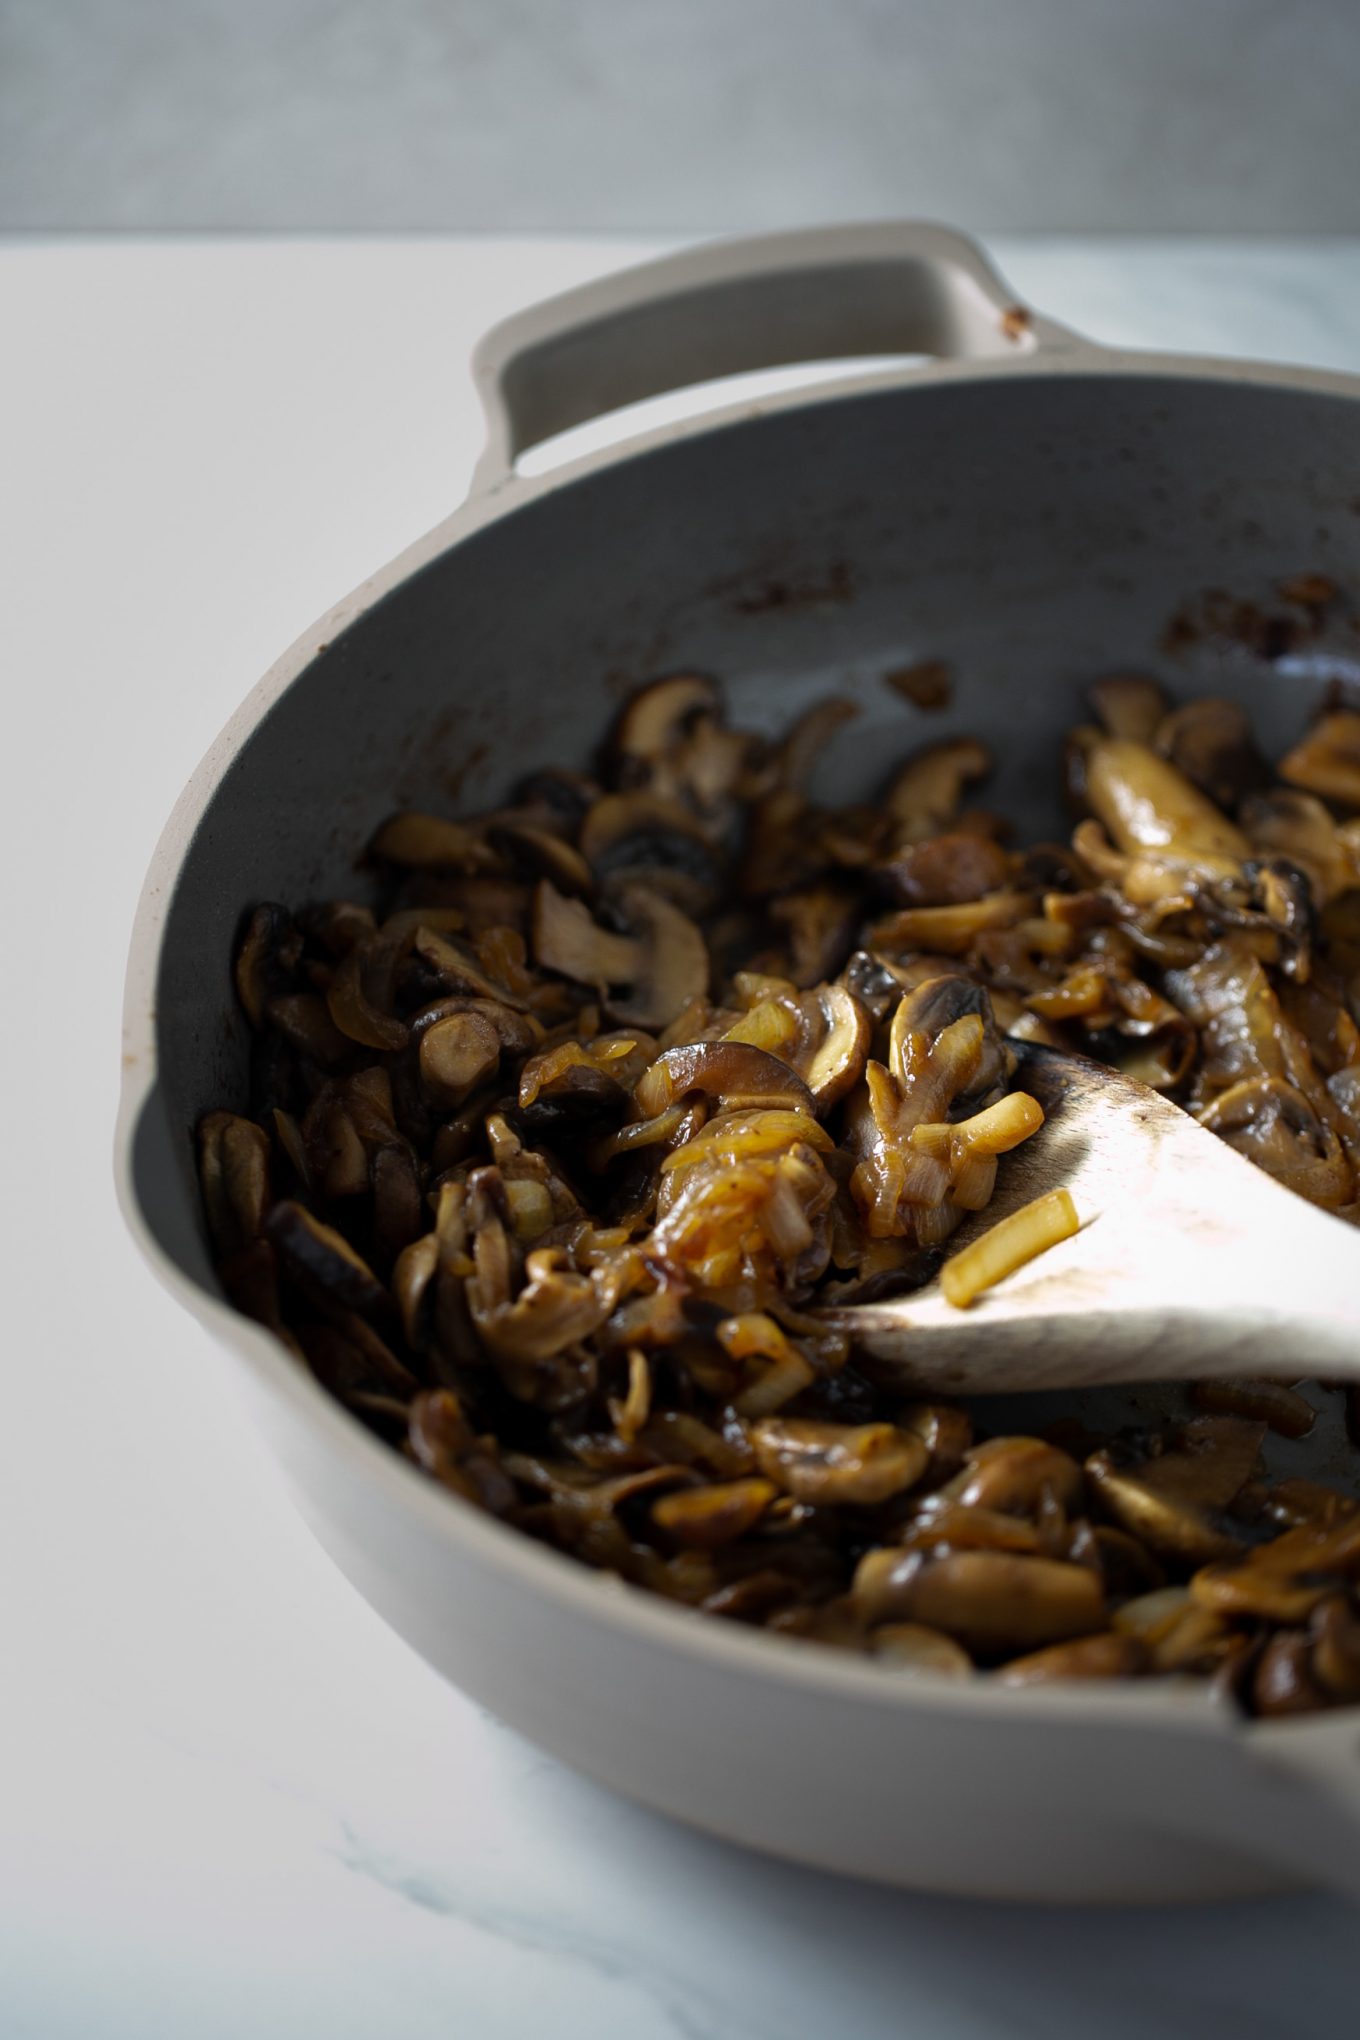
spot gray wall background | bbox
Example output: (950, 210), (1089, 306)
(4, 0), (1358, 234)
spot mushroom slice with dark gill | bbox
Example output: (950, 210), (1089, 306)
(531, 880), (708, 1030)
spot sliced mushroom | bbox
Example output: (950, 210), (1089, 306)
(1155, 696), (1269, 812)
(265, 1199), (389, 1317)
(883, 738), (993, 844)
(326, 948), (410, 1053)
(751, 1418), (929, 1506)
(411, 925), (532, 1010)
(1251, 1632), (1330, 1717)
(1196, 1075), (1353, 1210)
(789, 984), (872, 1108)
(1085, 738), (1249, 867)
(869, 1623), (972, 1674)
(531, 881), (708, 1030)
(1241, 788), (1359, 904)
(769, 883), (861, 986)
(266, 992), (352, 1066)
(1310, 1594), (1360, 1703)
(997, 1632), (1148, 1684)
(633, 1041), (816, 1120)
(579, 791), (720, 912)
(1189, 1511), (1360, 1624)
(234, 903), (302, 1029)
(408, 1389), (518, 1514)
(468, 1242), (612, 1374)
(369, 811), (496, 871)
(418, 1009), (503, 1107)
(895, 1402), (973, 1480)
(1279, 710), (1360, 808)
(610, 672), (721, 780)
(874, 831), (1012, 908)
(198, 1112), (271, 1257)
(939, 1436), (1085, 1518)
(1085, 1417), (1265, 1567)
(853, 1547), (1105, 1657)
(776, 696), (858, 788)
(1088, 674), (1169, 743)
(838, 948), (915, 1022)
(650, 1477), (778, 1548)
(488, 820), (595, 896)
(893, 974), (1016, 1109)
(514, 766), (601, 835)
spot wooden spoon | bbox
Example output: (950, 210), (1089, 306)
(833, 1043), (1360, 1394)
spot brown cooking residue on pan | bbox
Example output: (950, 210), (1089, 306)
(1162, 575), (1348, 664)
(197, 667), (1360, 1713)
(884, 658), (953, 712)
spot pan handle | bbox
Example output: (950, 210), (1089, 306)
(470, 221), (1087, 491)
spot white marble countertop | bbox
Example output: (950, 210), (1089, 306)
(4, 233), (1360, 2038)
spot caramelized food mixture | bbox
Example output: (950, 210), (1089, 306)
(199, 673), (1360, 1712)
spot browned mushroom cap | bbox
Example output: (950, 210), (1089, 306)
(1088, 674), (1169, 743)
(751, 1418), (929, 1505)
(265, 1199), (389, 1317)
(578, 792), (721, 912)
(199, 1112), (271, 1257)
(883, 738), (993, 844)
(870, 1622), (973, 1674)
(369, 811), (496, 871)
(633, 1040), (816, 1119)
(939, 1437), (1085, 1517)
(1279, 710), (1360, 808)
(1084, 738), (1249, 867)
(1190, 1510), (1360, 1624)
(234, 904), (302, 1029)
(853, 1547), (1105, 1656)
(874, 831), (1013, 908)
(1085, 1417), (1266, 1567)
(650, 1477), (779, 1548)
(531, 880), (708, 1030)
(1154, 697), (1269, 812)
(997, 1632), (1148, 1685)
